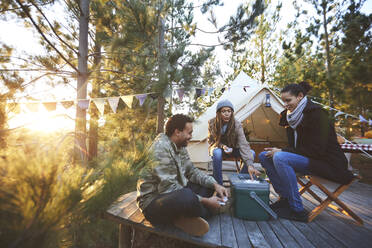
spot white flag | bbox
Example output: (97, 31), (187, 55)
(93, 98), (106, 116)
(334, 111), (344, 118)
(121, 95), (134, 109)
(77, 99), (90, 110)
(107, 97), (120, 113)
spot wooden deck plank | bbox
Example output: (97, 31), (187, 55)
(243, 221), (270, 248)
(256, 221), (284, 248)
(278, 219), (316, 248)
(302, 191), (372, 229)
(306, 221), (346, 248)
(199, 214), (222, 247)
(290, 219), (340, 248)
(107, 177), (372, 248)
(107, 191), (137, 216)
(220, 212), (238, 248)
(230, 213), (252, 248)
(117, 200), (139, 220)
(302, 198), (372, 248)
(268, 220), (301, 248)
(128, 208), (145, 224)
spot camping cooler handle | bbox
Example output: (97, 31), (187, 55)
(249, 191), (278, 219)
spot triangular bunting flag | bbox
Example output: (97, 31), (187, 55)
(77, 99), (90, 110)
(334, 111), (344, 118)
(176, 88), (185, 101)
(195, 88), (206, 98)
(42, 102), (57, 111)
(93, 98), (106, 116)
(61, 101), (74, 109)
(359, 115), (368, 123)
(26, 102), (39, 112)
(121, 95), (134, 109)
(8, 103), (20, 114)
(135, 94), (148, 106)
(208, 87), (215, 96)
(107, 97), (120, 113)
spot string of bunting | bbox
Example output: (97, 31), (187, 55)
(6, 84), (253, 116)
(7, 92), (158, 116)
(311, 99), (372, 126)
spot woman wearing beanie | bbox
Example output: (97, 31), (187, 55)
(259, 81), (353, 222)
(208, 99), (260, 185)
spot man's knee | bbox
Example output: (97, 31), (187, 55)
(177, 188), (198, 205)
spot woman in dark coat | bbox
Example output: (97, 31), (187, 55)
(259, 82), (353, 222)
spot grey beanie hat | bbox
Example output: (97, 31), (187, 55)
(216, 99), (234, 112)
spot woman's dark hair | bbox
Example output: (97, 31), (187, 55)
(165, 114), (194, 137)
(281, 81), (312, 96)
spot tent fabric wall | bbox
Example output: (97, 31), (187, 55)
(187, 72), (287, 163)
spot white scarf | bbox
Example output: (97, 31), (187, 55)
(287, 96), (308, 147)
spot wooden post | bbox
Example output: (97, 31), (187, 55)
(119, 224), (132, 248)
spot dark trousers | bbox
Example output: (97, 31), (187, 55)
(143, 182), (214, 225)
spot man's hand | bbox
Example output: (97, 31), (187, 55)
(264, 147), (281, 158)
(214, 183), (228, 198)
(201, 196), (222, 210)
(248, 165), (261, 179)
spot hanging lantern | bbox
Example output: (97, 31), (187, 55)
(265, 93), (271, 107)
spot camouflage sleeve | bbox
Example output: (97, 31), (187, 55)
(183, 150), (217, 189)
(152, 145), (184, 194)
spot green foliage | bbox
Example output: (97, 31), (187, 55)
(0, 130), (155, 248)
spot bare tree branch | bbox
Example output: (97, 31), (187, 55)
(29, 0), (78, 55)
(14, 0), (79, 72)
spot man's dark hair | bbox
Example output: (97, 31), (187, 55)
(165, 114), (194, 137)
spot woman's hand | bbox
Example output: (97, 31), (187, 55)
(248, 165), (261, 179)
(222, 145), (233, 154)
(264, 147), (281, 158)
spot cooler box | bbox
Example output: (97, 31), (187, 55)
(229, 173), (271, 221)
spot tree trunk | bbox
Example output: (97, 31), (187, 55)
(322, 2), (334, 108)
(156, 17), (166, 134)
(260, 34), (265, 85)
(260, 14), (265, 85)
(75, 0), (90, 163)
(88, 39), (101, 161)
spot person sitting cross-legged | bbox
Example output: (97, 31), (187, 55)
(137, 114), (228, 237)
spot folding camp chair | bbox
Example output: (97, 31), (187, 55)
(296, 174), (363, 225)
(222, 155), (244, 173)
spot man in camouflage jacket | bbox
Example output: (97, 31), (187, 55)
(137, 114), (228, 236)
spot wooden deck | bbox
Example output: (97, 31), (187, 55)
(105, 178), (372, 248)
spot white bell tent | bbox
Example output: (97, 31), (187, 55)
(187, 71), (288, 163)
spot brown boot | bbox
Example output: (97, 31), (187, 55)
(173, 217), (209, 236)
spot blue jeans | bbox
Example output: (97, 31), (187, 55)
(259, 151), (310, 212)
(212, 148), (256, 185)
